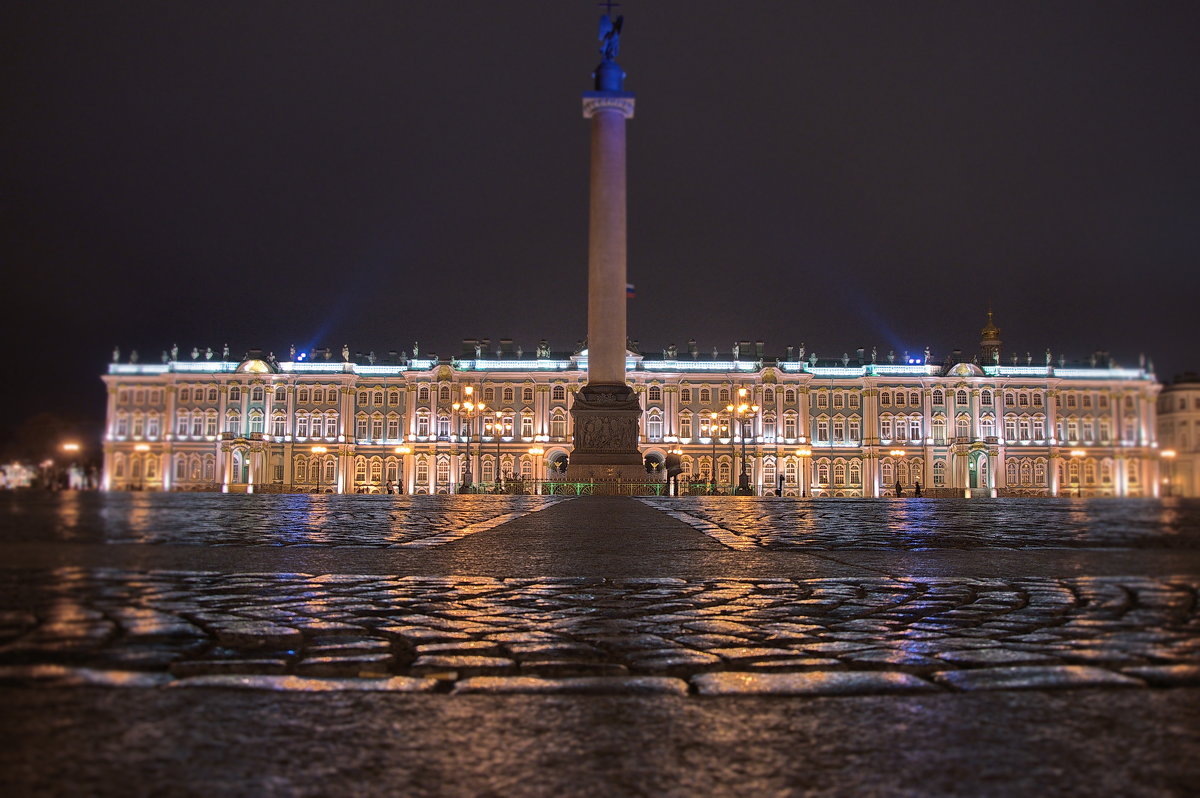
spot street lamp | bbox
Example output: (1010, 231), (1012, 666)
(1070, 449), (1086, 497)
(795, 447), (812, 498)
(729, 390), (760, 494)
(528, 445), (544, 493)
(394, 445), (411, 493)
(1161, 449), (1177, 497)
(484, 417), (513, 489)
(889, 449), (907, 497)
(452, 388), (486, 492)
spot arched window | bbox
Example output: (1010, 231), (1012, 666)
(882, 461), (894, 485)
(550, 410), (567, 438)
(274, 386), (286, 402)
(955, 415), (971, 439)
(764, 388), (775, 404)
(956, 390), (968, 405)
(251, 386), (264, 402)
(502, 387), (514, 402)
(439, 386), (451, 403)
(784, 389), (796, 404)
(522, 386), (534, 402)
(354, 456), (368, 483)
(699, 387), (712, 404)
(647, 411), (663, 440)
(387, 388), (400, 406)
(552, 385), (566, 401)
(933, 460), (946, 486)
(418, 385), (430, 403)
(679, 413), (693, 439)
(980, 390), (993, 406)
(225, 410), (241, 435)
(817, 460), (830, 484)
(375, 390), (386, 405)
(248, 410), (264, 434)
(680, 388), (692, 403)
(719, 388), (731, 403)
(647, 385), (662, 402)
(718, 459), (732, 484)
(932, 389), (945, 405)
(229, 386), (242, 401)
(848, 460), (861, 485)
(369, 457), (383, 483)
(175, 454), (187, 479)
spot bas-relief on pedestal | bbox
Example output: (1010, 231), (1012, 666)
(569, 384), (644, 479)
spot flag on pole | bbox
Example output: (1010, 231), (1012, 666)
(626, 282), (636, 299)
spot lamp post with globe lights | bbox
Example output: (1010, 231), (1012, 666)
(795, 447), (812, 498)
(728, 388), (760, 494)
(1070, 449), (1086, 497)
(1161, 449), (1177, 497)
(452, 387), (486, 492)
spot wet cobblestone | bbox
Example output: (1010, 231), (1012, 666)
(0, 492), (566, 546)
(644, 497), (1200, 550)
(1, 568), (1197, 694)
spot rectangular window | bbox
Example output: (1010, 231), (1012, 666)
(387, 418), (400, 439)
(521, 416), (533, 438)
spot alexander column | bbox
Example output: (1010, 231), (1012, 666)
(568, 8), (646, 481)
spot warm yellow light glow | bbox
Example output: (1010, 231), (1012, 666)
(1161, 449), (1177, 458)
(726, 404), (734, 412)
(464, 386), (473, 396)
(710, 412), (718, 420)
(134, 444), (151, 452)
(452, 402), (461, 411)
(1070, 449), (1086, 458)
(62, 442), (81, 452)
(311, 445), (327, 453)
(795, 448), (812, 457)
(890, 449), (906, 457)
(738, 387), (747, 397)
(396, 446), (412, 455)
(528, 446), (544, 456)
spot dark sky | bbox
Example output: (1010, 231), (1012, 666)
(4, 1), (1199, 444)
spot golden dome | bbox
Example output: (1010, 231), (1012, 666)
(981, 310), (1001, 339)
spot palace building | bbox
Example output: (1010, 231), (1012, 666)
(100, 316), (1165, 498)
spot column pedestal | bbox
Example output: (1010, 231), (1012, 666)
(569, 383), (645, 481)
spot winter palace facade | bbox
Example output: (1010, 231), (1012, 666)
(100, 317), (1165, 498)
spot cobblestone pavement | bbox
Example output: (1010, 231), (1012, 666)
(3, 568), (1197, 696)
(0, 492), (566, 547)
(644, 496), (1200, 550)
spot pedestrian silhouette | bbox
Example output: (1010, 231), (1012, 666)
(914, 479), (922, 498)
(895, 479), (903, 498)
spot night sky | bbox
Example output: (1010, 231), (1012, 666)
(4, 1), (1199, 447)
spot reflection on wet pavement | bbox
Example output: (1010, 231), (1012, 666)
(0, 493), (567, 547)
(1, 568), (1197, 694)
(644, 497), (1200, 550)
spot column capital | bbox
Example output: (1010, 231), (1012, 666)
(582, 93), (635, 119)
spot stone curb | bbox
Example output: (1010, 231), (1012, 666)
(453, 676), (689, 695)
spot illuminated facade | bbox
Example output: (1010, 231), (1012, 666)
(1156, 374), (1200, 497)
(101, 320), (1163, 498)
